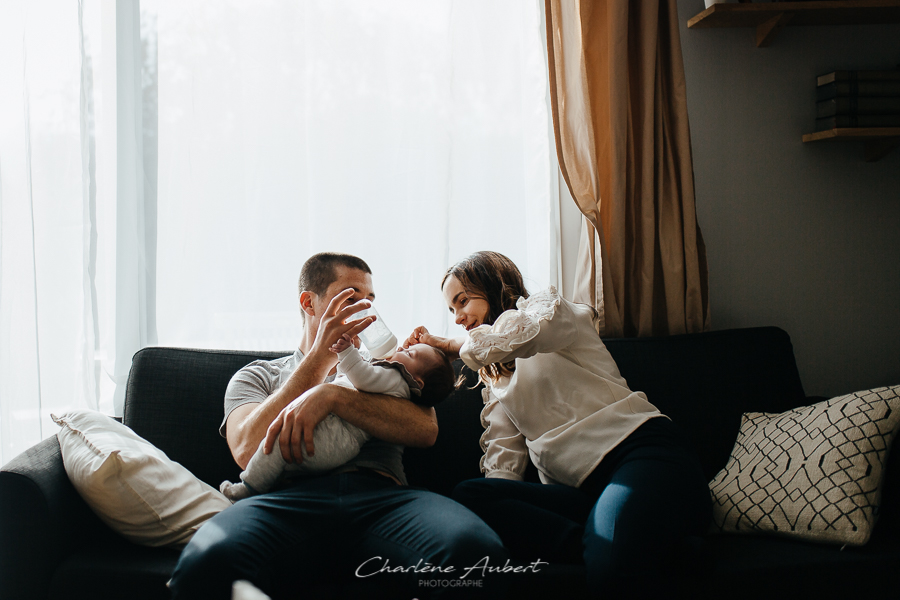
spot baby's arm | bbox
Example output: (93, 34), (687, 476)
(337, 347), (407, 397)
(330, 333), (354, 354)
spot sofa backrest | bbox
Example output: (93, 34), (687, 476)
(602, 326), (808, 481)
(124, 348), (285, 489)
(404, 366), (485, 495)
(123, 347), (489, 494)
(123, 329), (900, 534)
(124, 326), (808, 495)
(407, 326), (810, 492)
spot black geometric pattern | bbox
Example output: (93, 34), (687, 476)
(710, 386), (900, 546)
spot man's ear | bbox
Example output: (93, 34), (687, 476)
(299, 290), (317, 318)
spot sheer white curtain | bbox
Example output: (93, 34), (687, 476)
(1, 1), (110, 465)
(154, 0), (559, 349)
(0, 0), (559, 466)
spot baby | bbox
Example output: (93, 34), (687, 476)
(220, 336), (456, 501)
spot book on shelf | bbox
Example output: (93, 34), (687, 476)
(816, 97), (900, 119)
(817, 70), (900, 87)
(816, 80), (900, 101)
(815, 115), (900, 130)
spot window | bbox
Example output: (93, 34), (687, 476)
(0, 0), (559, 463)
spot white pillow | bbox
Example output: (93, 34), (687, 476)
(709, 386), (900, 546)
(52, 409), (232, 547)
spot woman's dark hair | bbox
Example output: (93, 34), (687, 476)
(441, 251), (529, 383)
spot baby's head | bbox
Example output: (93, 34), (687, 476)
(389, 344), (457, 407)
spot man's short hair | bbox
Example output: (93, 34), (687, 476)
(298, 252), (372, 299)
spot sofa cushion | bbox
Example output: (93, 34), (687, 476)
(53, 409), (232, 547)
(697, 528), (900, 599)
(7, 328), (889, 600)
(0, 435), (119, 600)
(48, 544), (180, 600)
(709, 386), (900, 545)
(404, 362), (486, 494)
(124, 348), (288, 489)
(602, 326), (808, 481)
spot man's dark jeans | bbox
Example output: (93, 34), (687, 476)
(169, 470), (508, 599)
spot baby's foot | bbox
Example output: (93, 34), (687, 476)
(220, 480), (251, 502)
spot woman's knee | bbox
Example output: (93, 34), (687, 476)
(451, 477), (516, 511)
(452, 477), (491, 501)
(580, 462), (710, 596)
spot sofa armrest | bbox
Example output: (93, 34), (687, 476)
(0, 435), (116, 600)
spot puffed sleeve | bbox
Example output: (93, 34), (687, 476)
(459, 286), (578, 371)
(479, 388), (529, 481)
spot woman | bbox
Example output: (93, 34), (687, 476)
(404, 251), (711, 597)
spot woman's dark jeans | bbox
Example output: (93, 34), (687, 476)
(453, 417), (712, 598)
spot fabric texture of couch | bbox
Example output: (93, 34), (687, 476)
(2, 326), (898, 599)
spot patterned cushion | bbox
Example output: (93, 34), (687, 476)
(710, 386), (900, 545)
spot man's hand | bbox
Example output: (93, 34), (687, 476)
(309, 289), (376, 368)
(402, 326), (464, 360)
(263, 385), (335, 463)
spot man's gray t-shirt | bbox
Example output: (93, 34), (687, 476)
(220, 348), (408, 485)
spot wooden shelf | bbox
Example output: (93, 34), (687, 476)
(688, 1), (900, 47)
(802, 127), (900, 161)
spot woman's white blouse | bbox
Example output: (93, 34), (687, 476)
(459, 286), (664, 488)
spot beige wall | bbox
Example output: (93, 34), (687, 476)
(674, 0), (900, 396)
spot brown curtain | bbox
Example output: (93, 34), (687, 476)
(546, 0), (709, 337)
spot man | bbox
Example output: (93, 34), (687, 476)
(169, 253), (507, 599)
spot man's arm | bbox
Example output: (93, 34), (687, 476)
(263, 384), (438, 466)
(330, 385), (438, 446)
(226, 351), (334, 469)
(228, 288), (380, 468)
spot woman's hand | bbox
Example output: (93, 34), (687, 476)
(403, 326), (464, 360)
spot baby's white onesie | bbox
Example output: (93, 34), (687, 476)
(220, 347), (418, 500)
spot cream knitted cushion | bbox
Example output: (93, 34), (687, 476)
(710, 386), (900, 545)
(53, 409), (231, 547)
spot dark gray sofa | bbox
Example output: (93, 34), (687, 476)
(2, 326), (899, 599)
